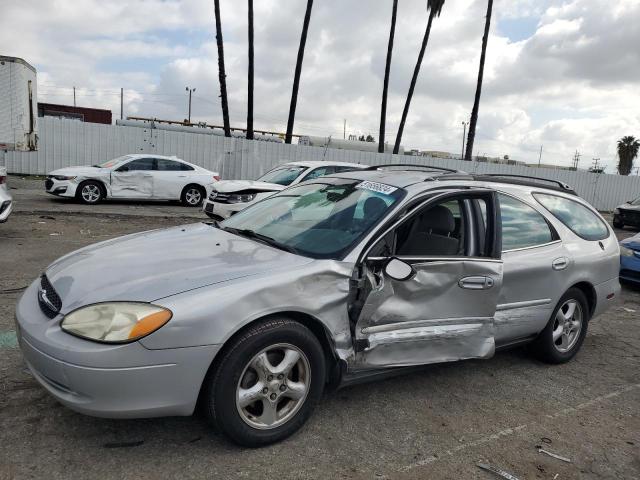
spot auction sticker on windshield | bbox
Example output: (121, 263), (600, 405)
(356, 181), (397, 195)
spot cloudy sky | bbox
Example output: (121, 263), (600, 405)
(2, 0), (640, 170)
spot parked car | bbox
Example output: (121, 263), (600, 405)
(0, 166), (13, 223)
(620, 233), (640, 284)
(17, 166), (620, 446)
(613, 196), (640, 229)
(45, 155), (220, 207)
(203, 161), (364, 220)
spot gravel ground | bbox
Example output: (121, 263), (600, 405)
(1, 176), (639, 479)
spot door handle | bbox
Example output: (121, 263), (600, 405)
(552, 257), (569, 271)
(459, 276), (494, 290)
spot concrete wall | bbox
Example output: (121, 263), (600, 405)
(6, 117), (640, 210)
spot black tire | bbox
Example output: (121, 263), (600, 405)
(181, 184), (205, 207)
(531, 288), (590, 364)
(613, 217), (624, 229)
(203, 318), (325, 447)
(76, 180), (105, 204)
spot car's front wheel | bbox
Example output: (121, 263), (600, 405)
(203, 318), (325, 447)
(613, 216), (624, 229)
(531, 288), (589, 364)
(76, 180), (104, 204)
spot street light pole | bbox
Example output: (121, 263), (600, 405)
(186, 87), (196, 123)
(461, 121), (468, 160)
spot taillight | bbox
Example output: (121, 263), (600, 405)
(213, 175), (221, 181)
(0, 176), (6, 185)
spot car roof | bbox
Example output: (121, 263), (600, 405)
(285, 160), (366, 169)
(123, 154), (186, 162)
(328, 168), (581, 198)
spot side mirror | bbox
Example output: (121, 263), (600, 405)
(117, 166), (129, 172)
(384, 258), (414, 281)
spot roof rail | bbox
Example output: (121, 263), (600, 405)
(473, 174), (577, 195)
(364, 163), (462, 174)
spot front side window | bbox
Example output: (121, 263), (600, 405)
(534, 193), (609, 241)
(221, 180), (404, 259)
(99, 155), (133, 169)
(499, 194), (555, 251)
(257, 166), (307, 186)
(121, 158), (156, 171)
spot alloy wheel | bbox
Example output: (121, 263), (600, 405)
(185, 188), (202, 205)
(81, 184), (101, 203)
(552, 299), (583, 353)
(236, 343), (311, 430)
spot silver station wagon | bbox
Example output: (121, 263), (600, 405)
(16, 165), (620, 446)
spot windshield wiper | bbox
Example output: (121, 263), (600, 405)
(223, 227), (299, 255)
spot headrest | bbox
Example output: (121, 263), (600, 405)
(417, 205), (455, 234)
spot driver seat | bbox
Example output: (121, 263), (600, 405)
(397, 205), (459, 256)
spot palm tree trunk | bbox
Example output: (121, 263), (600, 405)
(465, 0), (493, 160)
(246, 0), (254, 140)
(394, 11), (435, 155)
(379, 0), (398, 154)
(214, 0), (231, 137)
(285, 0), (314, 144)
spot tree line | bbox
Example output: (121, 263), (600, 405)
(212, 0), (639, 175)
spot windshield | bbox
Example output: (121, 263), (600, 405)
(221, 180), (404, 259)
(630, 197), (640, 206)
(257, 165), (307, 186)
(97, 155), (134, 169)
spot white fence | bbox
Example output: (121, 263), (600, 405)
(6, 117), (640, 211)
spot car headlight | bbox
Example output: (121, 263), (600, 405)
(61, 302), (172, 343)
(620, 245), (635, 257)
(52, 175), (77, 181)
(227, 193), (257, 203)
(614, 208), (621, 215)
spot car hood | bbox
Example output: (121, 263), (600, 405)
(618, 203), (640, 211)
(213, 180), (287, 193)
(45, 223), (312, 313)
(621, 234), (640, 251)
(48, 166), (110, 177)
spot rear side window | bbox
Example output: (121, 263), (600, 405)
(534, 193), (609, 241)
(499, 194), (555, 251)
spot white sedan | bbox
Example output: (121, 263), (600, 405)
(45, 155), (220, 207)
(203, 161), (365, 220)
(0, 166), (13, 223)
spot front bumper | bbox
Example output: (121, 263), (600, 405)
(45, 178), (77, 198)
(16, 280), (220, 418)
(620, 252), (640, 284)
(202, 199), (248, 219)
(615, 210), (640, 228)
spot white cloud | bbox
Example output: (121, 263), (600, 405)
(2, 0), (640, 170)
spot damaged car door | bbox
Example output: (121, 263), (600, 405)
(351, 190), (504, 369)
(110, 157), (155, 198)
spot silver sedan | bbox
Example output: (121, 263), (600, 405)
(16, 167), (620, 446)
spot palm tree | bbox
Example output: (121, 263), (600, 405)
(214, 0), (231, 137)
(464, 0), (494, 161)
(379, 0), (399, 154)
(618, 136), (640, 175)
(285, 0), (314, 144)
(393, 0), (446, 154)
(246, 0), (254, 140)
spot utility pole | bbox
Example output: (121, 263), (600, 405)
(343, 119), (346, 140)
(591, 158), (601, 172)
(538, 145), (543, 167)
(73, 86), (76, 107)
(120, 88), (123, 120)
(572, 150), (581, 170)
(185, 87), (196, 123)
(461, 121), (468, 160)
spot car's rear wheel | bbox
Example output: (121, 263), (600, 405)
(181, 185), (205, 207)
(76, 180), (104, 204)
(531, 288), (589, 364)
(203, 318), (325, 447)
